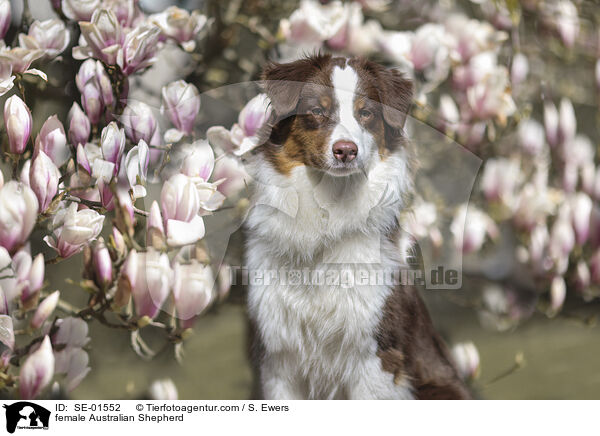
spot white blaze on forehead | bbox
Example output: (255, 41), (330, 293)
(329, 65), (375, 166)
(331, 65), (360, 142)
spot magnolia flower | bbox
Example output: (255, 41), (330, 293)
(161, 80), (200, 142)
(445, 14), (507, 63)
(20, 336), (54, 400)
(553, 0), (579, 48)
(54, 346), (90, 392)
(407, 23), (450, 82)
(451, 342), (480, 380)
(92, 238), (112, 287)
(549, 207), (575, 274)
(123, 139), (149, 199)
(75, 9), (123, 65)
(150, 6), (208, 52)
(549, 275), (567, 313)
(160, 174), (205, 247)
(68, 103), (91, 147)
(570, 192), (592, 245)
(0, 62), (14, 96)
(0, 46), (43, 74)
(31, 291), (60, 329)
(12, 251), (44, 305)
(34, 115), (70, 168)
(452, 51), (498, 91)
(207, 93), (271, 156)
(118, 23), (162, 75)
(44, 203), (105, 258)
(61, 0), (101, 21)
(19, 19), (70, 59)
(173, 260), (214, 328)
(574, 261), (590, 292)
(557, 98), (576, 146)
(405, 200), (443, 248)
(148, 379), (178, 400)
(4, 95), (32, 155)
(481, 158), (521, 209)
(511, 52), (529, 85)
(466, 66), (516, 123)
(544, 100), (559, 148)
(179, 141), (226, 212)
(29, 151), (61, 213)
(0, 182), (38, 254)
(280, 0), (350, 48)
(100, 122), (126, 170)
(121, 101), (159, 144)
(131, 248), (173, 319)
(53, 317), (90, 348)
(212, 155), (249, 197)
(217, 263), (232, 302)
(0, 0), (9, 39)
(451, 204), (498, 254)
(103, 0), (143, 28)
(517, 119), (545, 155)
(76, 60), (114, 124)
(146, 201), (166, 250)
(376, 30), (412, 67)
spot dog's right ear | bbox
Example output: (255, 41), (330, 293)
(261, 56), (326, 117)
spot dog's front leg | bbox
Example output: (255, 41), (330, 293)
(346, 354), (413, 400)
(261, 356), (305, 400)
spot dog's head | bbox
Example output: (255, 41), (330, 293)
(259, 54), (413, 177)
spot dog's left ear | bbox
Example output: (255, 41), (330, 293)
(378, 68), (413, 131)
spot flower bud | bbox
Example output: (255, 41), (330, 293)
(111, 228), (126, 259)
(148, 378), (178, 400)
(131, 249), (172, 319)
(93, 238), (112, 287)
(550, 275), (566, 313)
(558, 98), (576, 146)
(0, 0), (10, 39)
(0, 182), (39, 254)
(570, 192), (592, 245)
(543, 101), (559, 148)
(31, 291), (60, 329)
(574, 260), (590, 292)
(511, 52), (528, 86)
(118, 23), (161, 75)
(517, 119), (544, 155)
(68, 103), (91, 147)
(238, 93), (271, 138)
(147, 201), (165, 250)
(34, 115), (70, 168)
(81, 82), (103, 125)
(122, 101), (158, 144)
(173, 260), (213, 328)
(19, 335), (54, 399)
(161, 80), (200, 138)
(61, 0), (100, 21)
(100, 122), (126, 167)
(29, 151), (61, 213)
(124, 139), (149, 200)
(451, 342), (480, 380)
(160, 174), (205, 247)
(4, 95), (32, 155)
(217, 263), (232, 302)
(114, 249), (136, 308)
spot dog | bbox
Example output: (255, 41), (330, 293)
(244, 54), (470, 399)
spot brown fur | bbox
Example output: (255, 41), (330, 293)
(376, 286), (472, 399)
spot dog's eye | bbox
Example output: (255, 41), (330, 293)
(310, 107), (324, 116)
(358, 109), (372, 119)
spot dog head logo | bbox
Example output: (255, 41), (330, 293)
(3, 402), (50, 433)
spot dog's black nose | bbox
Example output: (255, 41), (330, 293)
(332, 141), (358, 163)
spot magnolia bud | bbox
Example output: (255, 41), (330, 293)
(68, 103), (91, 147)
(558, 98), (576, 145)
(111, 227), (126, 259)
(0, 0), (10, 39)
(161, 80), (200, 137)
(0, 182), (38, 254)
(100, 122), (126, 166)
(550, 275), (566, 313)
(147, 201), (166, 250)
(31, 291), (60, 329)
(511, 53), (528, 86)
(451, 342), (480, 380)
(122, 101), (158, 144)
(34, 115), (70, 168)
(81, 82), (103, 125)
(4, 95), (32, 155)
(19, 335), (54, 399)
(29, 151), (61, 213)
(543, 101), (559, 148)
(93, 238), (112, 287)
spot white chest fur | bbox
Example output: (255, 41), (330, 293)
(245, 153), (414, 399)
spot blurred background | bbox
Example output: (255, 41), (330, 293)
(6, 0), (600, 399)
